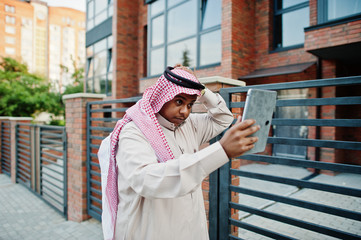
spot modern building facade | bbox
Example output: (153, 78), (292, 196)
(0, 0), (85, 93)
(85, 0), (361, 164)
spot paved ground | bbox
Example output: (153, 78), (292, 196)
(0, 174), (102, 240)
(1, 164), (360, 240)
(236, 164), (361, 239)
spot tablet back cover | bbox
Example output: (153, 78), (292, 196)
(242, 89), (277, 154)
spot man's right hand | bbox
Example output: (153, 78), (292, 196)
(219, 116), (260, 158)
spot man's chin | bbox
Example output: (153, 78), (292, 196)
(173, 118), (185, 126)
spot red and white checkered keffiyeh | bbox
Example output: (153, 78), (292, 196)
(100, 67), (202, 240)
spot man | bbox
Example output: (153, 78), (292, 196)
(99, 65), (259, 240)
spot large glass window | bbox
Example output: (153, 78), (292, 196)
(318, 0), (361, 23)
(274, 0), (309, 49)
(86, 0), (113, 30)
(148, 0), (222, 76)
(86, 35), (113, 95)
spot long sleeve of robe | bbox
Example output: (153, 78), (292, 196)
(115, 89), (234, 240)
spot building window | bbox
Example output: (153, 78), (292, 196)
(5, 5), (15, 13)
(5, 26), (16, 34)
(274, 0), (309, 49)
(148, 0), (222, 76)
(5, 16), (16, 24)
(86, 35), (113, 96)
(318, 0), (361, 24)
(5, 36), (15, 44)
(86, 0), (113, 30)
(5, 47), (15, 55)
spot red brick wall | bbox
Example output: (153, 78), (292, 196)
(64, 95), (105, 222)
(309, 0), (317, 26)
(113, 0), (140, 100)
(305, 20), (361, 52)
(253, 0), (316, 70)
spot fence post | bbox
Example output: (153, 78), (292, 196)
(62, 93), (105, 222)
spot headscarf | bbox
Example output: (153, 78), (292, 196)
(99, 66), (203, 240)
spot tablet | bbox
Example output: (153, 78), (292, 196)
(242, 89), (277, 154)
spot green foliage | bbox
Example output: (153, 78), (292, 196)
(182, 48), (191, 67)
(60, 56), (85, 95)
(62, 81), (84, 95)
(0, 57), (63, 117)
(48, 118), (65, 126)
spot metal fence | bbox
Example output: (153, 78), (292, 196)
(86, 96), (140, 221)
(0, 121), (11, 176)
(15, 123), (67, 217)
(210, 76), (361, 239)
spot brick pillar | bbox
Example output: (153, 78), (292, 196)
(62, 93), (105, 222)
(222, 0), (255, 79)
(0, 117), (32, 182)
(113, 0), (139, 100)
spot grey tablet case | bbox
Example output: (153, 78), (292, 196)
(242, 89), (277, 154)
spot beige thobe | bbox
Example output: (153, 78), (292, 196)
(115, 89), (233, 240)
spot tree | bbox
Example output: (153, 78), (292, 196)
(182, 48), (191, 67)
(60, 56), (85, 95)
(0, 57), (63, 117)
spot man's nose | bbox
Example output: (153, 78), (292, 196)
(180, 105), (189, 114)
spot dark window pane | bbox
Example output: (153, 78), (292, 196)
(200, 29), (221, 66)
(151, 15), (164, 46)
(202, 0), (222, 30)
(167, 37), (196, 67)
(167, 0), (197, 43)
(327, 0), (361, 20)
(87, 58), (93, 78)
(108, 49), (113, 72)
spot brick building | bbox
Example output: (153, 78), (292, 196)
(0, 0), (85, 93)
(85, 0), (361, 165)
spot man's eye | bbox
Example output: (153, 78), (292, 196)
(176, 100), (183, 105)
(187, 103), (194, 108)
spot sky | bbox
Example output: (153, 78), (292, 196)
(42, 0), (86, 12)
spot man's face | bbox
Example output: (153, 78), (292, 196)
(159, 93), (198, 126)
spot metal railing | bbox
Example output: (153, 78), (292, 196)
(16, 123), (32, 187)
(39, 125), (67, 216)
(0, 121), (11, 176)
(15, 123), (67, 217)
(211, 76), (361, 239)
(86, 96), (141, 221)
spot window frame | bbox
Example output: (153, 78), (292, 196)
(86, 35), (113, 96)
(5, 5), (15, 13)
(317, 0), (361, 24)
(273, 0), (309, 51)
(86, 0), (113, 31)
(147, 0), (222, 77)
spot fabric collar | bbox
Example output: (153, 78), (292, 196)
(156, 113), (186, 131)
